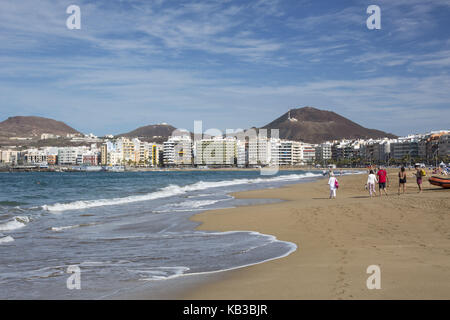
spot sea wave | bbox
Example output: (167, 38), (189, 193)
(153, 199), (227, 213)
(51, 223), (96, 232)
(0, 236), (14, 244)
(43, 172), (321, 212)
(0, 216), (31, 231)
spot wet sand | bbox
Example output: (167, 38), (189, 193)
(184, 170), (450, 299)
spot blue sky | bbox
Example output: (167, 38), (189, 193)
(0, 0), (449, 136)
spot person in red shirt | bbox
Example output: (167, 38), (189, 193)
(377, 166), (389, 197)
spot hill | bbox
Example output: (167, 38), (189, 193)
(118, 123), (190, 143)
(262, 107), (397, 143)
(0, 116), (80, 138)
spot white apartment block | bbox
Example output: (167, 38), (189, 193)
(301, 143), (316, 164)
(58, 147), (80, 165)
(195, 137), (236, 166)
(163, 136), (192, 166)
(0, 149), (20, 164)
(270, 139), (302, 166)
(248, 136), (271, 166)
(24, 149), (48, 164)
(236, 140), (247, 167)
(108, 150), (123, 166)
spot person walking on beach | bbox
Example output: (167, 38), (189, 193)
(377, 166), (389, 197)
(398, 166), (407, 195)
(414, 165), (425, 193)
(328, 172), (338, 199)
(366, 170), (378, 198)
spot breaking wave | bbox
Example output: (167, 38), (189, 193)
(0, 216), (31, 231)
(42, 172), (321, 212)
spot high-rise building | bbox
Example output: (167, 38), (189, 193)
(438, 134), (450, 158)
(195, 137), (236, 166)
(101, 144), (108, 165)
(301, 143), (316, 164)
(164, 136), (192, 166)
(315, 143), (332, 161)
(248, 136), (270, 166)
(270, 139), (302, 166)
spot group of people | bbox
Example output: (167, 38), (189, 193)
(326, 165), (427, 199)
(366, 165), (426, 196)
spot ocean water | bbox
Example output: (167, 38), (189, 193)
(0, 169), (322, 299)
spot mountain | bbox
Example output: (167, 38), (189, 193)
(118, 123), (190, 143)
(262, 107), (397, 144)
(0, 116), (80, 138)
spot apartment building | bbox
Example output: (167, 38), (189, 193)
(0, 149), (20, 165)
(270, 140), (302, 166)
(195, 137), (236, 166)
(438, 134), (450, 158)
(301, 143), (316, 164)
(24, 149), (47, 164)
(58, 148), (79, 165)
(390, 139), (419, 160)
(315, 143), (332, 161)
(151, 144), (162, 167)
(164, 136), (192, 166)
(248, 136), (271, 166)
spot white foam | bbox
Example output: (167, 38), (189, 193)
(0, 236), (14, 244)
(135, 266), (191, 281)
(0, 216), (30, 231)
(51, 222), (96, 231)
(43, 172), (322, 212)
(153, 199), (226, 213)
(51, 225), (79, 232)
(137, 231), (297, 281)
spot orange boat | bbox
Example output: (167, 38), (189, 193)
(428, 176), (450, 189)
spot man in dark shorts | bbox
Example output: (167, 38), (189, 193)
(377, 166), (389, 197)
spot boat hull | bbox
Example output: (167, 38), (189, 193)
(428, 176), (450, 189)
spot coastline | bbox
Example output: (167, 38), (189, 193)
(181, 170), (450, 299)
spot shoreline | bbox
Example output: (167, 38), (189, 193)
(116, 171), (324, 300)
(180, 169), (450, 299)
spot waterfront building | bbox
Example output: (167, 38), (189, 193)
(47, 154), (57, 165)
(301, 143), (316, 164)
(236, 139), (247, 167)
(390, 139), (419, 160)
(151, 144), (162, 167)
(164, 136), (192, 166)
(82, 151), (99, 166)
(270, 139), (302, 166)
(194, 137), (236, 166)
(0, 149), (20, 165)
(438, 134), (450, 158)
(315, 143), (332, 161)
(248, 136), (270, 166)
(101, 143), (108, 165)
(24, 149), (47, 164)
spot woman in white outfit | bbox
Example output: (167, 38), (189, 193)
(328, 172), (337, 199)
(367, 170), (378, 197)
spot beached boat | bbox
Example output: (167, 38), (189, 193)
(428, 176), (450, 189)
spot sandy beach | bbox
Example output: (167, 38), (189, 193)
(184, 170), (450, 299)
